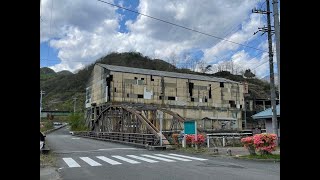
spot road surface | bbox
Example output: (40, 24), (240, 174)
(45, 127), (280, 180)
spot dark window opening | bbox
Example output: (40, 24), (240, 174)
(137, 94), (144, 98)
(205, 98), (208, 102)
(220, 82), (224, 87)
(151, 75), (154, 81)
(229, 100), (236, 108)
(127, 93), (129, 98)
(191, 97), (195, 102)
(141, 78), (144, 80)
(134, 77), (138, 79)
(209, 84), (211, 87)
(209, 86), (212, 99)
(159, 96), (162, 100)
(240, 105), (242, 108)
(114, 88), (117, 92)
(109, 75), (113, 81)
(189, 82), (194, 97)
(168, 96), (176, 100)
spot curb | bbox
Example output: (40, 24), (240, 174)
(232, 156), (280, 162)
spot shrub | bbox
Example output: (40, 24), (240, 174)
(185, 134), (206, 147)
(253, 133), (277, 154)
(172, 134), (179, 145)
(68, 113), (88, 131)
(241, 136), (255, 149)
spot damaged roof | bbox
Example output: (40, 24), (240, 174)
(96, 63), (238, 83)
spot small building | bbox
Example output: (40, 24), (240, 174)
(252, 104), (280, 139)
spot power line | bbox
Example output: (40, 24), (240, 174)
(97, 0), (267, 53)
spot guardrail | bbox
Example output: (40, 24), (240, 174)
(73, 131), (159, 147)
(42, 124), (67, 135)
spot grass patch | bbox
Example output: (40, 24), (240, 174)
(239, 154), (280, 160)
(40, 121), (54, 132)
(40, 152), (57, 167)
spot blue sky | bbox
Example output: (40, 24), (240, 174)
(40, 0), (279, 78)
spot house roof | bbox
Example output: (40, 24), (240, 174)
(96, 63), (238, 83)
(252, 104), (280, 119)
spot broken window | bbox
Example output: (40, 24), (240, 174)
(229, 100), (236, 108)
(168, 96), (176, 100)
(159, 96), (162, 100)
(209, 86), (212, 99)
(189, 82), (194, 96)
(220, 82), (224, 87)
(114, 88), (117, 92)
(127, 93), (129, 98)
(134, 77), (137, 79)
(191, 97), (195, 102)
(137, 94), (144, 98)
(151, 75), (154, 81)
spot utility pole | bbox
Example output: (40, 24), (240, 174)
(73, 97), (77, 114)
(252, 0), (278, 145)
(40, 90), (45, 122)
(272, 0), (280, 100)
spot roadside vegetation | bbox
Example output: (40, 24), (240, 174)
(68, 113), (89, 131)
(40, 152), (57, 168)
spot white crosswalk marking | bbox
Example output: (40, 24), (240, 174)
(168, 153), (208, 161)
(96, 156), (122, 165)
(127, 155), (159, 163)
(62, 158), (81, 167)
(141, 154), (176, 162)
(80, 157), (102, 166)
(153, 154), (192, 161)
(112, 155), (141, 164)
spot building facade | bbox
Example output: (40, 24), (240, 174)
(85, 64), (245, 131)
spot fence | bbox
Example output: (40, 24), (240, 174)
(206, 132), (253, 148)
(73, 131), (159, 147)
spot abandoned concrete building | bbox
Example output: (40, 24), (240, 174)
(85, 63), (245, 134)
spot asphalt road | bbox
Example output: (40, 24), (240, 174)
(46, 127), (280, 180)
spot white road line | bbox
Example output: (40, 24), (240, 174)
(168, 154), (208, 161)
(153, 154), (192, 161)
(126, 155), (159, 163)
(140, 154), (176, 162)
(111, 156), (141, 164)
(80, 157), (102, 166)
(62, 158), (81, 167)
(96, 156), (122, 165)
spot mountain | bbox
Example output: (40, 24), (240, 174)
(40, 52), (273, 112)
(57, 70), (73, 76)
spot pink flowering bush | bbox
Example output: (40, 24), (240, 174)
(185, 134), (206, 147)
(241, 136), (255, 149)
(253, 133), (277, 154)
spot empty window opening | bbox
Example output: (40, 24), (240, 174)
(137, 94), (144, 98)
(141, 78), (144, 80)
(127, 93), (129, 98)
(240, 105), (242, 108)
(159, 96), (162, 100)
(209, 86), (212, 99)
(151, 75), (154, 81)
(134, 77), (138, 79)
(220, 82), (224, 87)
(205, 98), (208, 102)
(191, 97), (195, 102)
(114, 88), (117, 92)
(168, 96), (176, 100)
(229, 100), (236, 108)
(189, 82), (194, 96)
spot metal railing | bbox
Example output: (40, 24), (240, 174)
(73, 131), (159, 147)
(206, 132), (253, 148)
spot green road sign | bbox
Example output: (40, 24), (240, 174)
(184, 121), (196, 134)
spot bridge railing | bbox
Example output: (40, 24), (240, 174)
(73, 131), (159, 147)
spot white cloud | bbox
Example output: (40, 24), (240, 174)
(42, 0), (272, 77)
